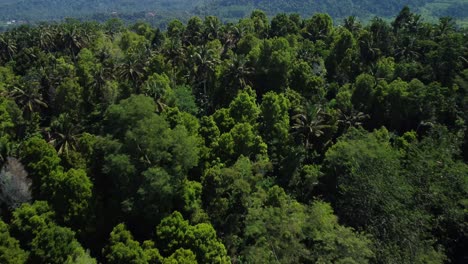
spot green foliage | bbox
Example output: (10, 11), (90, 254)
(270, 13), (300, 37)
(324, 127), (405, 225)
(306, 201), (374, 263)
(326, 27), (358, 83)
(216, 122), (267, 163)
(18, 137), (62, 197)
(403, 127), (468, 261)
(30, 225), (88, 264)
(142, 240), (164, 264)
(243, 185), (309, 263)
(156, 211), (190, 255)
(104, 95), (156, 137)
(201, 156), (268, 254)
(125, 114), (200, 175)
(0, 8), (466, 264)
(251, 37), (294, 93)
(10, 201), (55, 248)
(303, 13), (333, 42)
(351, 73), (376, 113)
(323, 127), (447, 262)
(9, 202), (95, 263)
(65, 249), (97, 264)
(0, 97), (21, 145)
(104, 223), (148, 264)
(181, 180), (207, 223)
(288, 164), (322, 201)
(42, 168), (93, 227)
(229, 87), (260, 124)
(135, 167), (177, 225)
(156, 211), (230, 263)
(0, 220), (28, 264)
(174, 85), (198, 115)
(54, 77), (83, 118)
(260, 91), (291, 162)
(376, 56), (396, 80)
(289, 60), (326, 101)
(243, 186), (374, 263)
(142, 73), (175, 111)
(164, 248), (197, 264)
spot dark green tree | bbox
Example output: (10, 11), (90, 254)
(0, 220), (28, 264)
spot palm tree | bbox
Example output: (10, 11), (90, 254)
(395, 35), (421, 61)
(358, 31), (380, 64)
(142, 78), (169, 113)
(0, 33), (17, 62)
(117, 55), (147, 86)
(162, 39), (187, 89)
(58, 22), (94, 60)
(9, 84), (48, 119)
(343, 16), (361, 36)
(47, 114), (82, 156)
(164, 38), (185, 70)
(188, 45), (220, 102)
(91, 66), (108, 93)
(35, 24), (55, 52)
(292, 103), (332, 150)
(337, 109), (369, 131)
(225, 53), (253, 89)
(203, 16), (222, 42)
(221, 24), (242, 55)
(436, 17), (456, 36)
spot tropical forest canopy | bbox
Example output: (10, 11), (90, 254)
(0, 6), (467, 264)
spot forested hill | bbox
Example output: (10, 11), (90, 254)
(205, 0), (436, 18)
(0, 0), (467, 26)
(206, 0), (468, 22)
(0, 0), (201, 24)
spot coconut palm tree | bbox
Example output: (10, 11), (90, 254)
(35, 24), (56, 52)
(189, 45), (220, 101)
(0, 33), (17, 62)
(47, 114), (82, 156)
(203, 16), (222, 42)
(117, 55), (147, 86)
(225, 53), (253, 89)
(9, 84), (48, 119)
(436, 17), (456, 36)
(343, 16), (361, 36)
(358, 31), (380, 64)
(221, 23), (242, 55)
(395, 35), (421, 61)
(338, 109), (369, 131)
(58, 21), (95, 60)
(164, 38), (186, 70)
(292, 103), (332, 150)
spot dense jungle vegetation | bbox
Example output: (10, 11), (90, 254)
(0, 6), (467, 264)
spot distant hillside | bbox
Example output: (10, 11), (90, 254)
(202, 0), (468, 23)
(0, 0), (466, 26)
(202, 0), (428, 18)
(0, 0), (200, 21)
